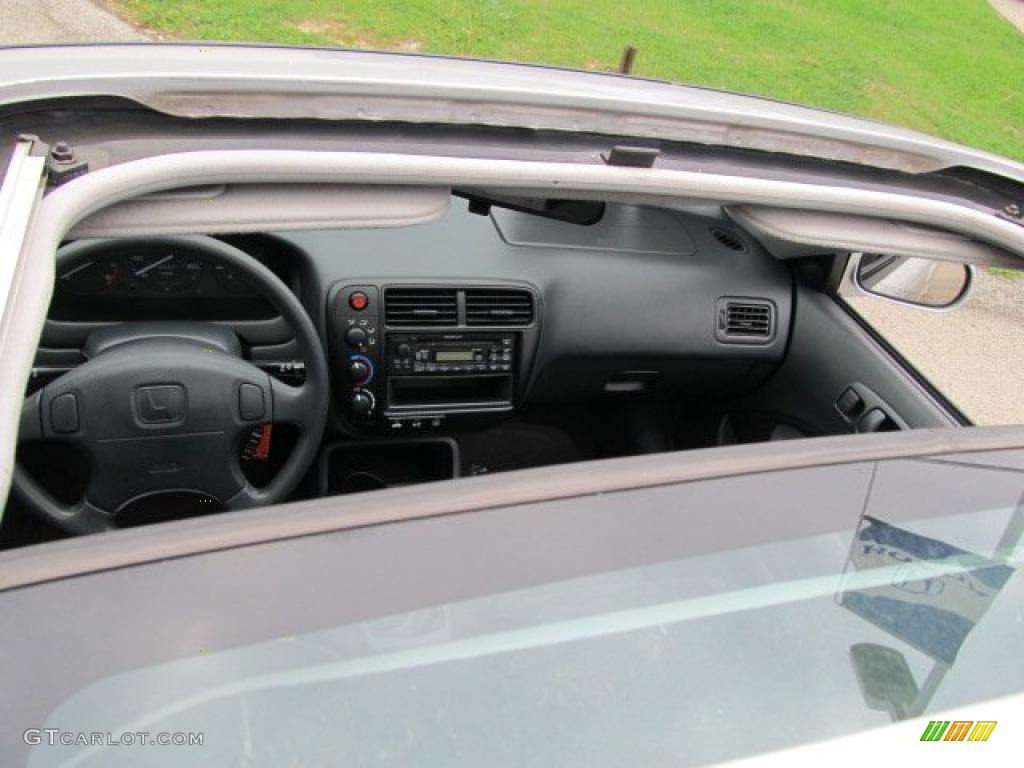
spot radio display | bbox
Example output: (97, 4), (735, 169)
(436, 350), (475, 362)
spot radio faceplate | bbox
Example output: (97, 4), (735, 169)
(387, 333), (515, 376)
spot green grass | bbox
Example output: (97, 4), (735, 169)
(991, 266), (1024, 279)
(113, 0), (1024, 162)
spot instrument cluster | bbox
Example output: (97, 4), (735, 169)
(58, 247), (258, 297)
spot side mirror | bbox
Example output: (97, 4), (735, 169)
(853, 253), (973, 309)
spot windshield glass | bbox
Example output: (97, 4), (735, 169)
(7, 451), (1024, 766)
(1, 1), (1022, 164)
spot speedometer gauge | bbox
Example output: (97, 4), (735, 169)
(126, 252), (203, 293)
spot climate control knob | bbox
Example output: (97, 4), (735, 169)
(351, 390), (375, 418)
(348, 358), (371, 383)
(344, 327), (368, 349)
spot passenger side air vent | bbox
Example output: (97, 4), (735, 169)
(715, 298), (775, 344)
(710, 227), (747, 253)
(385, 287), (458, 326)
(465, 288), (534, 326)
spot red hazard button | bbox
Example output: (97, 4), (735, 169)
(349, 291), (369, 311)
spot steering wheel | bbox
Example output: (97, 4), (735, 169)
(13, 236), (329, 535)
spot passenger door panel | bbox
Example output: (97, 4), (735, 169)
(737, 283), (958, 436)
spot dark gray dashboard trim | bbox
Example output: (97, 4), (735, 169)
(2, 426), (1023, 593)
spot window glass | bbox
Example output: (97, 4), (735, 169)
(844, 266), (1024, 425)
(7, 454), (1023, 766)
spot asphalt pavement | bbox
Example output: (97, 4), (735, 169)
(0, 0), (145, 45)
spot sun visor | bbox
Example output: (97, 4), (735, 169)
(728, 205), (1022, 269)
(68, 184), (451, 238)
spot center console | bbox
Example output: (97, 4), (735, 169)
(327, 282), (540, 434)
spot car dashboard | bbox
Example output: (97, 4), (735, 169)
(36, 198), (793, 440)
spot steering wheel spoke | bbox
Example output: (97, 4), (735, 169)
(19, 390), (44, 442)
(12, 466), (115, 535)
(269, 377), (310, 426)
(65, 497), (117, 535)
(225, 480), (270, 510)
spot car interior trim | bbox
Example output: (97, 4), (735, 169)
(0, 137), (48, 507)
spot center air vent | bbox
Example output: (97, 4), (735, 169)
(465, 288), (534, 326)
(385, 287), (458, 326)
(715, 298), (775, 344)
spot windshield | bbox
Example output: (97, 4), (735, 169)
(1, 1), (1022, 165)
(6, 451), (1024, 766)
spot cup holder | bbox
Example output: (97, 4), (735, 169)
(320, 438), (459, 496)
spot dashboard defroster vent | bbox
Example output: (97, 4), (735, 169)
(715, 298), (775, 344)
(385, 287), (458, 326)
(465, 288), (534, 326)
(710, 227), (747, 252)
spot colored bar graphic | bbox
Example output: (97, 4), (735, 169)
(943, 721), (972, 741)
(967, 721), (997, 742)
(920, 720), (996, 742)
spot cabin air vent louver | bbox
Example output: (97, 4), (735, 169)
(385, 287), (458, 326)
(710, 227), (747, 252)
(715, 298), (775, 344)
(465, 288), (534, 326)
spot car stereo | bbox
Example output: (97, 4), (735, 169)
(386, 334), (515, 375)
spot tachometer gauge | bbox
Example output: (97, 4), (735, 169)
(126, 252), (203, 293)
(58, 258), (120, 294)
